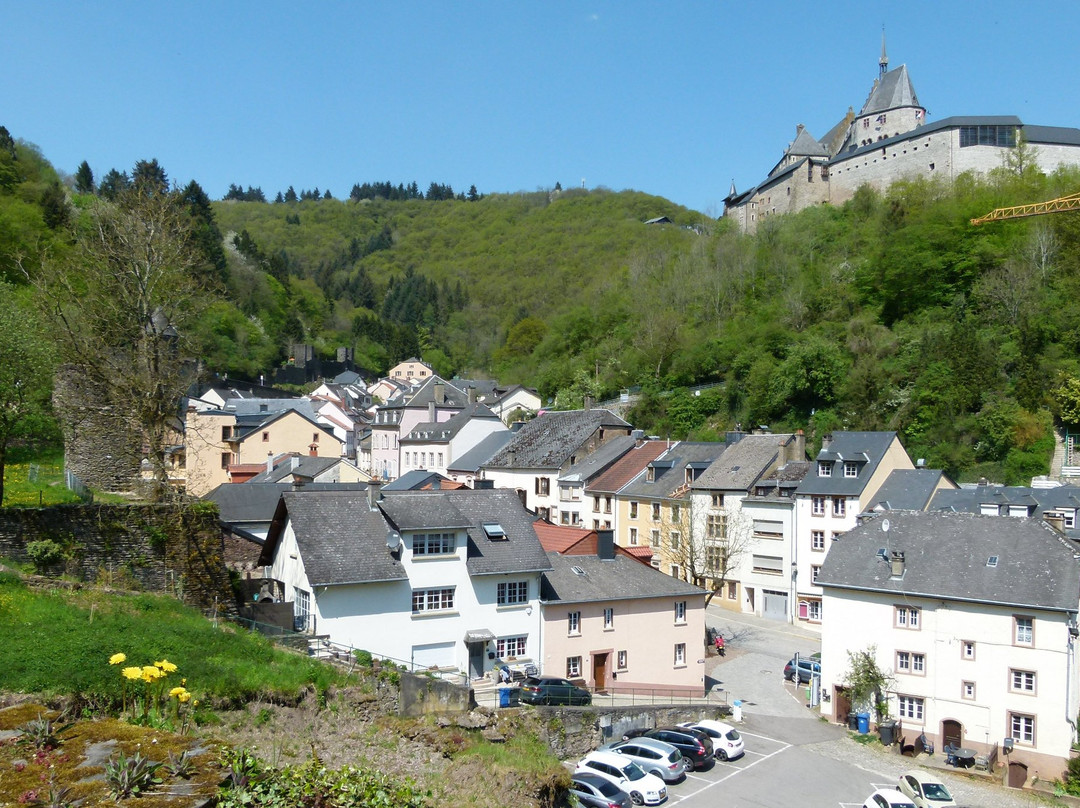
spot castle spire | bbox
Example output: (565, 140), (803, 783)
(879, 26), (888, 77)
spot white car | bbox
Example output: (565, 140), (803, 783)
(677, 719), (745, 761)
(897, 770), (957, 807)
(863, 788), (917, 808)
(576, 750), (668, 805)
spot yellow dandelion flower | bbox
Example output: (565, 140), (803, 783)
(155, 659), (178, 673)
(192, 699), (199, 707)
(178, 692), (191, 703)
(109, 653), (127, 665)
(141, 665), (163, 682)
(122, 666), (143, 681)
(169, 686), (188, 698)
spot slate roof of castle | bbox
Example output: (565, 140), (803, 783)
(859, 64), (920, 116)
(540, 552), (705, 605)
(484, 409), (632, 470)
(379, 488), (552, 576)
(817, 510), (1080, 612)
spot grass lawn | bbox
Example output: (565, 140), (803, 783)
(2, 449), (84, 507)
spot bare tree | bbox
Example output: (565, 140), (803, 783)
(667, 494), (755, 607)
(30, 186), (213, 499)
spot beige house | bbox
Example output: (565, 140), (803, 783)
(387, 358), (434, 383)
(537, 527), (707, 696)
(185, 406), (343, 497)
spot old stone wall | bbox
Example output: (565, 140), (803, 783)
(0, 503), (235, 615)
(399, 672), (472, 717)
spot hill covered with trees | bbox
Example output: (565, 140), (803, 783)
(4, 121), (1080, 485)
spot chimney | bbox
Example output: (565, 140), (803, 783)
(291, 454), (300, 471)
(367, 480), (382, 511)
(428, 400), (436, 421)
(632, 429), (645, 447)
(584, 395), (593, 410)
(597, 529), (615, 560)
(507, 448), (516, 466)
(468, 386), (477, 404)
(434, 381), (445, 405)
(1045, 512), (1066, 534)
(821, 433), (833, 451)
(890, 551), (905, 578)
(266, 452), (274, 474)
(794, 429), (806, 461)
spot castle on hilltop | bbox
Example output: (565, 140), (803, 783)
(723, 37), (1080, 232)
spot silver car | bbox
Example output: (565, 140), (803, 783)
(601, 737), (688, 783)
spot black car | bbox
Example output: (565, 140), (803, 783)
(623, 726), (714, 770)
(569, 772), (632, 808)
(518, 675), (592, 706)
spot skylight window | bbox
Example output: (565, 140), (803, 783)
(482, 522), (507, 540)
(987, 555), (999, 568)
(571, 566), (586, 576)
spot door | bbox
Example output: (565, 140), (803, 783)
(942, 719), (962, 750)
(468, 642), (484, 679)
(834, 686), (852, 727)
(593, 652), (609, 690)
(762, 589), (788, 621)
(1007, 761), (1028, 788)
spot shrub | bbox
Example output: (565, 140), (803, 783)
(24, 540), (65, 571)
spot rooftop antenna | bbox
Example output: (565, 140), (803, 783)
(879, 25), (888, 77)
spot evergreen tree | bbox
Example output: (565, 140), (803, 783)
(98, 169), (131, 201)
(284, 186), (297, 203)
(39, 181), (69, 229)
(274, 191), (284, 203)
(181, 179), (228, 285)
(74, 161), (95, 194)
(132, 158), (169, 194)
(467, 184), (480, 201)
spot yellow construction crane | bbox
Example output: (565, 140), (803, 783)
(971, 191), (1080, 225)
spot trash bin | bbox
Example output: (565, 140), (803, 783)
(848, 713), (859, 731)
(856, 712), (870, 734)
(498, 687), (511, 708)
(878, 719), (897, 745)
(732, 699), (743, 723)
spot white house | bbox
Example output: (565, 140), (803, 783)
(818, 510), (1080, 784)
(399, 402), (510, 479)
(259, 486), (551, 680)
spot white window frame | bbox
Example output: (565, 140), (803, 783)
(1015, 616), (1034, 646)
(603, 607), (614, 630)
(897, 695), (924, 721)
(674, 600), (686, 623)
(568, 610), (581, 635)
(1011, 669), (1036, 694)
(1010, 712), (1035, 744)
(811, 530), (825, 551)
(497, 580), (529, 606)
(567, 656), (582, 678)
(412, 587), (455, 613)
(674, 643), (686, 666)
(496, 636), (527, 659)
(812, 496), (826, 516)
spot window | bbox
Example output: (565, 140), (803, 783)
(650, 529), (660, 547)
(1067, 511), (1077, 529)
(312, 432), (320, 443)
(645, 466), (655, 483)
(412, 587), (455, 613)
(812, 497), (826, 516)
(727, 581), (737, 600)
(221, 425), (232, 440)
(706, 545), (726, 572)
(651, 502), (661, 521)
(707, 514), (726, 538)
(807, 600), (822, 622)
(294, 588), (311, 632)
(437, 452), (443, 466)
(1015, 616), (1033, 645)
(896, 606), (920, 629)
(912, 653), (925, 674)
(832, 497), (846, 517)
(497, 636), (527, 658)
(592, 495), (601, 512)
(959, 124), (1017, 148)
(752, 555), (784, 575)
(674, 643), (686, 666)
(711, 494), (724, 508)
(602, 608), (614, 629)
(220, 452), (232, 469)
(617, 650), (627, 669)
(536, 477), (550, 496)
(604, 496), (612, 514)
(629, 527), (639, 546)
(670, 564), (681, 580)
(497, 581), (529, 606)
(811, 565), (821, 583)
(962, 640), (975, 660)
(674, 600), (686, 623)
(413, 532), (456, 555)
(262, 431), (270, 442)
(629, 501), (639, 519)
(670, 531), (680, 550)
(671, 504), (681, 521)
(568, 611), (581, 635)
(896, 651), (910, 671)
(843, 461), (858, 478)
(1011, 669), (1036, 694)
(897, 695), (924, 721)
(818, 461), (832, 477)
(567, 656), (582, 678)
(962, 681), (976, 700)
(811, 530), (825, 550)
(1010, 712), (1035, 744)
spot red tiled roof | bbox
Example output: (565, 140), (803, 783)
(589, 440), (670, 492)
(623, 546), (654, 560)
(534, 521), (594, 553)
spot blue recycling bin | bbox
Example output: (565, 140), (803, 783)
(856, 712), (870, 734)
(499, 687), (511, 707)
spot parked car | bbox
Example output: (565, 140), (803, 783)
(600, 737), (687, 783)
(677, 719), (745, 760)
(783, 657), (821, 683)
(897, 770), (957, 807)
(862, 788), (917, 808)
(576, 750), (668, 805)
(518, 675), (591, 706)
(623, 726), (714, 770)
(569, 771), (632, 808)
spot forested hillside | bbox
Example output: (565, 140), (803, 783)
(4, 120), (1080, 485)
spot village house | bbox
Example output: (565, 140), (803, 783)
(370, 377), (470, 481)
(399, 401), (509, 479)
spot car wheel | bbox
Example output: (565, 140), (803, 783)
(717, 749), (728, 761)
(629, 791), (644, 805)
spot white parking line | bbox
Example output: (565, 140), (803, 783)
(671, 737), (793, 801)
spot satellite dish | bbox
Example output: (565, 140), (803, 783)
(882, 518), (891, 533)
(386, 531), (401, 551)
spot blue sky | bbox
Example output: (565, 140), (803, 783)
(4, 2), (1077, 215)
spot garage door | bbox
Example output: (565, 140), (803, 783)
(762, 590), (788, 621)
(412, 641), (456, 669)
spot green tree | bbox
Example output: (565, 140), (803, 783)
(0, 282), (55, 504)
(98, 169), (131, 201)
(132, 158), (169, 194)
(842, 645), (893, 722)
(74, 160), (95, 194)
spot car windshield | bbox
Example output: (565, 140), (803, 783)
(597, 780), (622, 797)
(622, 762), (646, 781)
(922, 783), (953, 800)
(665, 750), (682, 763)
(725, 729), (741, 740)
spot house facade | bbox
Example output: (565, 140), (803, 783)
(370, 378), (469, 481)
(399, 402), (509, 479)
(818, 511), (1080, 782)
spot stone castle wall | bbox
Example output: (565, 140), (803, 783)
(0, 503), (235, 615)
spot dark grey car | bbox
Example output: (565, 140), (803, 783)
(570, 772), (632, 808)
(519, 675), (592, 706)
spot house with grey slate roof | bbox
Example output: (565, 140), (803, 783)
(399, 401), (509, 480)
(258, 487), (551, 680)
(929, 482), (1080, 543)
(793, 431), (915, 630)
(446, 431), (515, 488)
(539, 530), (707, 696)
(482, 408), (633, 523)
(817, 510), (1080, 780)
